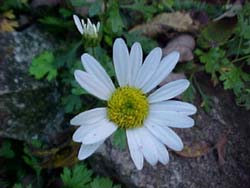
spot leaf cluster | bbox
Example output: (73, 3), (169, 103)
(195, 3), (250, 109)
(0, 140), (15, 159)
(0, 0), (28, 12)
(61, 164), (121, 188)
(1, 140), (121, 188)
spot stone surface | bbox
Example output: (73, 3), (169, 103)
(0, 26), (64, 144)
(162, 34), (195, 62)
(89, 74), (250, 188)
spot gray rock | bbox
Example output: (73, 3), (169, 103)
(0, 26), (64, 144)
(89, 75), (250, 188)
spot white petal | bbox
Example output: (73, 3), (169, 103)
(70, 108), (107, 126)
(134, 47), (162, 88)
(149, 110), (195, 128)
(93, 25), (97, 35)
(82, 19), (87, 30)
(87, 18), (91, 25)
(150, 100), (197, 115)
(82, 120), (117, 144)
(74, 70), (112, 100)
(148, 79), (190, 103)
(129, 42), (143, 86)
(73, 15), (83, 34)
(152, 137), (169, 165)
(96, 22), (100, 31)
(135, 127), (158, 166)
(81, 19), (85, 28)
(145, 119), (183, 151)
(73, 123), (100, 142)
(142, 51), (180, 93)
(126, 129), (144, 170)
(81, 53), (115, 92)
(113, 38), (129, 86)
(78, 141), (104, 160)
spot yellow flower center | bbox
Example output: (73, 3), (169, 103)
(107, 87), (149, 129)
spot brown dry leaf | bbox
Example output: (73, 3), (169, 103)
(32, 147), (59, 156)
(3, 11), (15, 19)
(215, 131), (229, 166)
(0, 19), (18, 32)
(130, 11), (200, 37)
(162, 34), (195, 62)
(33, 141), (80, 169)
(197, 17), (237, 48)
(176, 141), (211, 158)
(0, 10), (18, 32)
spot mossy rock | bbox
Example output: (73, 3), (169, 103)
(0, 26), (64, 144)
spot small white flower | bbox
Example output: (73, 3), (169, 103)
(73, 14), (100, 38)
(71, 38), (197, 170)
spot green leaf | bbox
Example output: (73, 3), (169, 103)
(23, 146), (41, 176)
(62, 94), (82, 113)
(197, 18), (237, 48)
(236, 89), (250, 110)
(90, 46), (115, 77)
(39, 17), (72, 29)
(54, 41), (82, 69)
(0, 178), (9, 188)
(219, 66), (250, 95)
(13, 183), (23, 188)
(182, 80), (196, 103)
(71, 86), (87, 96)
(30, 139), (43, 149)
(90, 177), (120, 188)
(124, 31), (157, 53)
(112, 128), (126, 150)
(13, 183), (32, 188)
(0, 141), (15, 159)
(201, 94), (213, 113)
(120, 0), (156, 20)
(165, 0), (174, 8)
(195, 48), (228, 84)
(70, 0), (91, 6)
(89, 0), (103, 17)
(0, 0), (27, 11)
(172, 0), (222, 17)
(242, 41), (250, 55)
(59, 8), (73, 18)
(192, 77), (213, 113)
(236, 3), (250, 40)
(61, 164), (92, 188)
(29, 51), (57, 81)
(107, 2), (124, 33)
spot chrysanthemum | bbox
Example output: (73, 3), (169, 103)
(71, 38), (196, 170)
(73, 14), (100, 38)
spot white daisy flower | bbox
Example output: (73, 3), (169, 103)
(71, 38), (197, 170)
(73, 14), (100, 38)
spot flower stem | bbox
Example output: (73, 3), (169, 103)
(231, 54), (250, 64)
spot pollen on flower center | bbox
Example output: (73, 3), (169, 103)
(107, 87), (149, 129)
